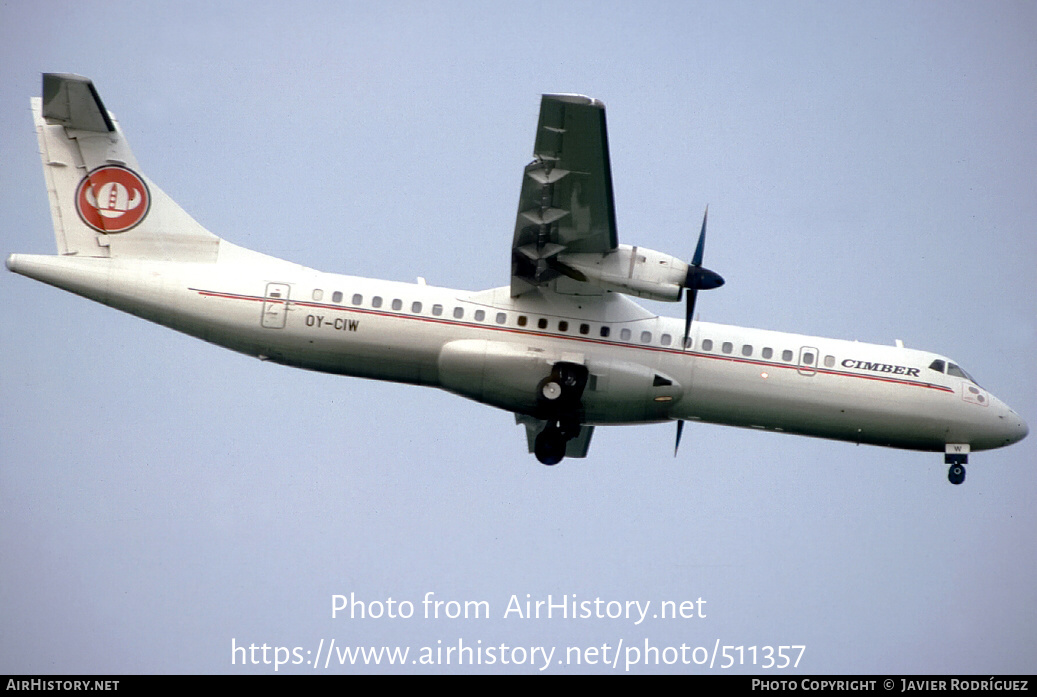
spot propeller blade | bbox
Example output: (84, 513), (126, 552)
(681, 205), (724, 349)
(683, 287), (698, 349)
(692, 205), (708, 267)
(674, 419), (684, 457)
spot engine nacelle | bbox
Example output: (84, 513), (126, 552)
(557, 244), (688, 302)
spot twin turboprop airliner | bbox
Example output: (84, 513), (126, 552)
(7, 74), (1028, 484)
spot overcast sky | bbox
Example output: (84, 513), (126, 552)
(1, 1), (1035, 674)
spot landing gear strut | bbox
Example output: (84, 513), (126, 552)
(537, 363), (587, 409)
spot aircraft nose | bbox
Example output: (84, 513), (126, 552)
(996, 401), (1028, 446)
(1011, 416), (1029, 444)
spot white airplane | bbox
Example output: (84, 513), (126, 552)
(8, 74), (1028, 484)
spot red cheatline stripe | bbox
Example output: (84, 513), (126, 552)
(190, 287), (955, 394)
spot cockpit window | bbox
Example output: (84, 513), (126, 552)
(931, 358), (980, 385)
(947, 363), (976, 383)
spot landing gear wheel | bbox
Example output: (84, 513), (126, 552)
(534, 427), (566, 466)
(541, 381), (562, 400)
(948, 464), (966, 485)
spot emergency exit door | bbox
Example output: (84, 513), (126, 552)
(261, 283), (291, 328)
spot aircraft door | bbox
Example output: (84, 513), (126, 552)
(798, 346), (818, 376)
(261, 283), (291, 328)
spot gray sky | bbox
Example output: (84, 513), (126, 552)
(1, 0), (1035, 674)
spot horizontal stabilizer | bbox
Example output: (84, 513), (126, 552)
(42, 73), (114, 133)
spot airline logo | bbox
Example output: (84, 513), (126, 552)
(841, 358), (920, 377)
(75, 165), (150, 233)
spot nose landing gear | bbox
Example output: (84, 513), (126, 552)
(945, 446), (968, 485)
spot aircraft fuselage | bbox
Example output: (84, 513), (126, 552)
(8, 245), (1026, 457)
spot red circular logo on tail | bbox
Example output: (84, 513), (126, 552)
(75, 165), (151, 233)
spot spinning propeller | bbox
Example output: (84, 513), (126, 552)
(675, 206), (725, 457)
(682, 206), (725, 348)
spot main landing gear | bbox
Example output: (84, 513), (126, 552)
(534, 420), (580, 466)
(533, 362), (589, 466)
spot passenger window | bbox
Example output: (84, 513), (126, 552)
(558, 321), (568, 332)
(600, 326), (611, 338)
(683, 336), (692, 349)
(762, 347), (773, 359)
(722, 342), (733, 354)
(641, 331), (652, 344)
(824, 355), (835, 368)
(580, 323), (589, 335)
(411, 301), (422, 313)
(538, 318), (548, 329)
(474, 309), (485, 321)
(661, 333), (672, 346)
(620, 328), (632, 341)
(782, 350), (793, 362)
(372, 296), (382, 308)
(352, 293), (363, 305)
(392, 298), (402, 311)
(496, 312), (507, 324)
(332, 291), (343, 303)
(929, 359), (945, 373)
(803, 352), (815, 365)
(453, 307), (463, 319)
(432, 304), (443, 316)
(742, 345), (752, 357)
(518, 315), (528, 327)
(702, 339), (713, 351)
(313, 289), (324, 301)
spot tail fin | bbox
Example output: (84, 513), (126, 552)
(34, 73), (219, 262)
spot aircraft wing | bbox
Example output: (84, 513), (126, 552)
(510, 94), (619, 297)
